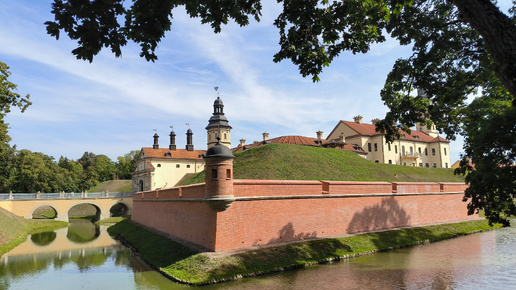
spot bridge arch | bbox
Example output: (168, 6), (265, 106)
(29, 203), (63, 220)
(66, 201), (105, 222)
(109, 200), (132, 216)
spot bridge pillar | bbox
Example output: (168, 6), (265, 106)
(55, 214), (69, 222)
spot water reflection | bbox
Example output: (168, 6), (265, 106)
(67, 220), (101, 243)
(30, 231), (57, 246)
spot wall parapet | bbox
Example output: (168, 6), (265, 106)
(134, 180), (468, 200)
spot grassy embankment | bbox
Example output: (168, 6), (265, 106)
(109, 219), (497, 285)
(0, 208), (67, 257)
(182, 143), (464, 185)
(88, 179), (132, 193)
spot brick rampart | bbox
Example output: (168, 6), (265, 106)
(132, 180), (476, 252)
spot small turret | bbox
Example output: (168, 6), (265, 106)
(186, 129), (194, 151)
(153, 133), (159, 149)
(169, 129), (176, 151)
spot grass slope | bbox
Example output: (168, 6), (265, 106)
(109, 219), (496, 285)
(183, 143), (463, 185)
(88, 180), (132, 192)
(0, 208), (67, 256)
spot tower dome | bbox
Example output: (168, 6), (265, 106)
(206, 96), (232, 148)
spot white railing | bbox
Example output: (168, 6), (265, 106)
(0, 192), (133, 200)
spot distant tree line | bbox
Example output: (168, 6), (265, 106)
(0, 145), (139, 193)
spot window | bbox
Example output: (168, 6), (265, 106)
(432, 148), (436, 156)
(425, 163), (429, 168)
(176, 164), (180, 168)
(157, 164), (161, 167)
(368, 143), (372, 152)
(388, 143), (391, 151)
(419, 163), (423, 167)
(403, 162), (407, 166)
(139, 180), (144, 192)
(226, 169), (232, 179)
(445, 163), (449, 168)
(409, 147), (413, 154)
(374, 143), (378, 152)
(224, 133), (227, 140)
(212, 169), (217, 179)
(395, 145), (398, 154)
(389, 160), (392, 164)
(432, 163), (437, 168)
(444, 148), (447, 155)
(418, 148), (422, 155)
(375, 160), (379, 163)
(425, 148), (428, 156)
(402, 146), (406, 155)
(186, 165), (191, 168)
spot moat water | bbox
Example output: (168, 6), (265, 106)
(1, 221), (515, 290)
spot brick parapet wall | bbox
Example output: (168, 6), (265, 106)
(132, 180), (475, 252)
(233, 179), (322, 196)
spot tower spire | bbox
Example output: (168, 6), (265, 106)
(206, 87), (232, 149)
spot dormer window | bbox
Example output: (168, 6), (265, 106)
(165, 152), (171, 157)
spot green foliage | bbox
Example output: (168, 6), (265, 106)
(0, 61), (31, 119)
(182, 143), (463, 185)
(116, 150), (139, 179)
(110, 218), (496, 285)
(456, 87), (516, 226)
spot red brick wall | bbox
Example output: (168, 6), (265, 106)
(233, 179), (322, 196)
(132, 181), (476, 252)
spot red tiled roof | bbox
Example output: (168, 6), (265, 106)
(339, 121), (449, 143)
(231, 135), (367, 154)
(141, 147), (205, 159)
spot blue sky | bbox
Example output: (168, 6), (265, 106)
(3, 1), (505, 164)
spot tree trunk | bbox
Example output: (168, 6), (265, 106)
(451, 0), (516, 101)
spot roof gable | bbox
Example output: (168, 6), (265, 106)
(140, 148), (206, 160)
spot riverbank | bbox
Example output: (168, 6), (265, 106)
(108, 218), (499, 285)
(0, 208), (68, 257)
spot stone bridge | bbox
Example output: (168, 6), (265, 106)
(0, 192), (133, 221)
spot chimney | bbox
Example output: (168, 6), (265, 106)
(316, 130), (324, 140)
(239, 138), (246, 147)
(186, 129), (194, 151)
(339, 133), (345, 143)
(353, 115), (363, 124)
(371, 118), (380, 125)
(169, 130), (176, 151)
(153, 133), (159, 149)
(262, 132), (269, 142)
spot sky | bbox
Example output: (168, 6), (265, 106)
(2, 1), (509, 164)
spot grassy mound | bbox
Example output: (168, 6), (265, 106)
(109, 219), (496, 285)
(88, 179), (132, 192)
(0, 208), (67, 256)
(183, 143), (464, 185)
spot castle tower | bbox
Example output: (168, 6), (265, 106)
(206, 96), (232, 148)
(204, 137), (235, 212)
